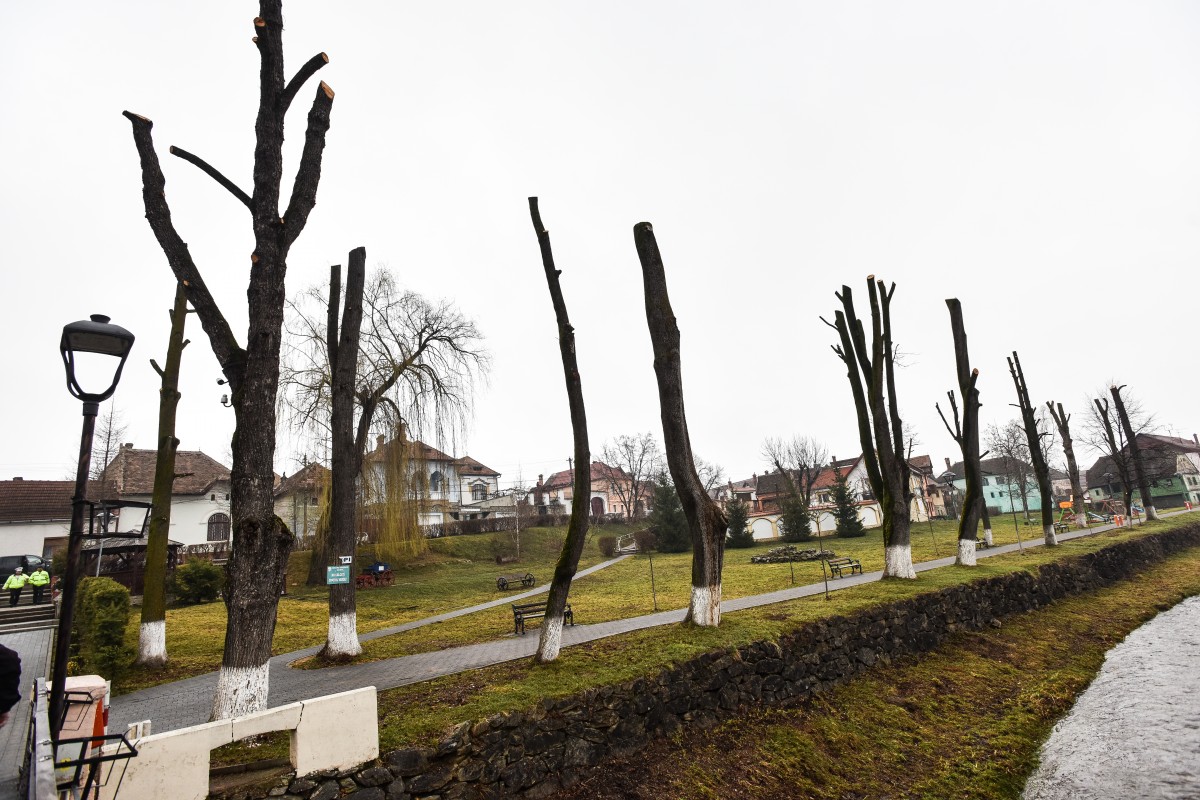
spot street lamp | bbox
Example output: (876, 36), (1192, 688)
(51, 314), (135, 738)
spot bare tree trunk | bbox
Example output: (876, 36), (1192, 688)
(1111, 385), (1160, 521)
(321, 250), (366, 659)
(124, 1), (334, 718)
(1047, 401), (1088, 529)
(823, 278), (915, 578)
(634, 222), (728, 625)
(1093, 397), (1134, 514)
(1007, 352), (1057, 546)
(936, 298), (983, 566)
(137, 284), (191, 667)
(529, 198), (590, 661)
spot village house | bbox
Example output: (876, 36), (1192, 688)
(362, 434), (503, 527)
(533, 462), (651, 518)
(0, 478), (113, 558)
(1086, 433), (1200, 511)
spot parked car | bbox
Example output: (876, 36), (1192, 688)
(0, 554), (48, 581)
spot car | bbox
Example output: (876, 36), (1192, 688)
(0, 555), (48, 582)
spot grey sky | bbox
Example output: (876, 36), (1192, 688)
(3, 1), (1198, 487)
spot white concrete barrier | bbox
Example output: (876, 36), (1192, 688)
(98, 686), (378, 800)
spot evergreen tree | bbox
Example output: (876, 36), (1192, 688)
(779, 495), (812, 542)
(832, 469), (866, 537)
(725, 498), (755, 548)
(649, 473), (690, 553)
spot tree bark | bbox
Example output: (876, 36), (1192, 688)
(823, 279), (914, 578)
(1093, 397), (1134, 514)
(937, 298), (984, 565)
(124, 0), (334, 719)
(529, 198), (590, 661)
(634, 222), (729, 624)
(322, 250), (366, 659)
(1111, 385), (1160, 521)
(1047, 401), (1088, 529)
(137, 283), (191, 667)
(1007, 352), (1057, 546)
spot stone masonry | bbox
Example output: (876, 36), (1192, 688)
(213, 523), (1200, 800)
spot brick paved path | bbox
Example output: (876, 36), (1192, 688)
(110, 519), (1158, 735)
(0, 628), (52, 798)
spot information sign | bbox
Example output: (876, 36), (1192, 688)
(326, 565), (351, 585)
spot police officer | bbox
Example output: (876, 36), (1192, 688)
(3, 568), (28, 607)
(28, 566), (50, 605)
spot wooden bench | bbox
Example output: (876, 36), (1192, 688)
(1053, 522), (1069, 534)
(496, 572), (535, 591)
(511, 601), (573, 635)
(975, 537), (991, 549)
(826, 557), (862, 578)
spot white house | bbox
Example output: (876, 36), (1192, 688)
(0, 479), (80, 558)
(362, 435), (502, 527)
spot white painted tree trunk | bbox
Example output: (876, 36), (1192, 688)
(1043, 524), (1059, 547)
(1145, 504), (1159, 521)
(136, 620), (167, 667)
(688, 585), (721, 627)
(884, 544), (917, 579)
(536, 615), (565, 662)
(1077, 513), (1089, 528)
(983, 527), (993, 546)
(210, 664), (269, 720)
(325, 611), (362, 658)
(956, 539), (977, 567)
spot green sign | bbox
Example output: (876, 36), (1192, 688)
(326, 566), (351, 585)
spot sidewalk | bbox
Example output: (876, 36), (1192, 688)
(110, 518), (1157, 734)
(0, 628), (53, 798)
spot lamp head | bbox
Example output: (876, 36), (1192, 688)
(60, 314), (135, 404)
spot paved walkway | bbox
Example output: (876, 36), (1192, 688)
(111, 518), (1166, 735)
(0, 628), (52, 799)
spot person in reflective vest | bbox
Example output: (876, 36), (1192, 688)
(28, 567), (50, 605)
(3, 569), (28, 607)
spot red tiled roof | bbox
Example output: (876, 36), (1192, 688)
(365, 437), (456, 465)
(453, 456), (500, 477)
(543, 462), (631, 490)
(274, 462), (330, 498)
(103, 446), (230, 496)
(0, 479), (114, 523)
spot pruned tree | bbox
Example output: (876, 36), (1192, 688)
(283, 266), (487, 584)
(821, 278), (915, 578)
(138, 284), (192, 667)
(1086, 393), (1140, 514)
(599, 433), (661, 519)
(529, 198), (591, 662)
(319, 250), (366, 659)
(935, 298), (989, 562)
(1110, 384), (1160, 521)
(124, 0), (335, 718)
(1008, 352), (1057, 546)
(634, 222), (729, 626)
(1046, 401), (1087, 530)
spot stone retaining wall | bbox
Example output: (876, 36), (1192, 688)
(217, 523), (1200, 800)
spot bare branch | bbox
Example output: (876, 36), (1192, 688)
(282, 82), (335, 247)
(282, 52), (329, 115)
(169, 146), (253, 210)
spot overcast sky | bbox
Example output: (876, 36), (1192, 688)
(3, 1), (1198, 488)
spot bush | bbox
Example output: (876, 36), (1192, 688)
(832, 468), (867, 537)
(598, 536), (617, 558)
(73, 577), (132, 682)
(649, 474), (691, 553)
(725, 498), (756, 548)
(633, 529), (657, 553)
(170, 558), (225, 604)
(779, 496), (812, 542)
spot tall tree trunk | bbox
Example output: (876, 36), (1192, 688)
(1093, 397), (1133, 515)
(1111, 385), (1159, 521)
(823, 278), (915, 578)
(1047, 401), (1088, 529)
(634, 222), (728, 625)
(936, 298), (983, 566)
(124, 1), (334, 719)
(1007, 352), (1056, 546)
(137, 283), (191, 667)
(529, 199), (590, 661)
(322, 250), (366, 659)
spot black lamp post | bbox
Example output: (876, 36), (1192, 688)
(51, 315), (135, 738)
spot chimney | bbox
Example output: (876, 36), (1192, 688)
(376, 435), (386, 451)
(123, 443), (134, 449)
(945, 457), (952, 472)
(12, 477), (22, 481)
(1193, 433), (1198, 446)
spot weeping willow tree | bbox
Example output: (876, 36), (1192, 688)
(361, 420), (428, 563)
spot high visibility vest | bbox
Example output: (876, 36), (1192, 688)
(28, 571), (49, 587)
(3, 574), (28, 590)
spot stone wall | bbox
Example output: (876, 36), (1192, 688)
(217, 523), (1200, 800)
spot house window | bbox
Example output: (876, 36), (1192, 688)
(981, 477), (989, 486)
(310, 496), (318, 505)
(430, 471), (443, 492)
(207, 513), (231, 542)
(472, 483), (487, 501)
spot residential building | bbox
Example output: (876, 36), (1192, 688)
(1085, 433), (1200, 510)
(940, 456), (1047, 517)
(0, 478), (110, 558)
(534, 462), (650, 518)
(274, 461), (330, 545)
(362, 434), (503, 526)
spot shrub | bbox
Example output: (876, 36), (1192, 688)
(633, 529), (657, 553)
(598, 536), (617, 558)
(832, 469), (867, 537)
(779, 496), (812, 542)
(725, 498), (756, 548)
(170, 558), (225, 604)
(649, 474), (691, 553)
(73, 577), (132, 682)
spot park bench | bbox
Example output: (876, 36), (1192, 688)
(826, 557), (862, 578)
(511, 601), (573, 635)
(1053, 522), (1069, 534)
(496, 572), (535, 591)
(975, 537), (991, 549)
